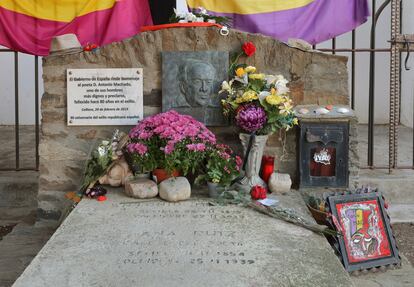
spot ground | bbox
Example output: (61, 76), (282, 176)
(393, 223), (414, 265)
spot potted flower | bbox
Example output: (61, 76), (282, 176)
(220, 43), (298, 190)
(127, 110), (216, 183)
(196, 144), (242, 198)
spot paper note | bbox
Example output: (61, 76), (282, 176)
(258, 198), (278, 206)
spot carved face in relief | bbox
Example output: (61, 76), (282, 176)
(179, 61), (216, 107)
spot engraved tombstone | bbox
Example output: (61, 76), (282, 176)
(162, 51), (228, 126)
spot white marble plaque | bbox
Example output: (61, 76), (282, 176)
(67, 68), (143, 126)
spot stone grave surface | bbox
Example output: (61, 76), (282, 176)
(13, 190), (353, 287)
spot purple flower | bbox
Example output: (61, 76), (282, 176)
(236, 105), (267, 133)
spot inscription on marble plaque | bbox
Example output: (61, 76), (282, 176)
(118, 201), (257, 268)
(67, 68), (143, 126)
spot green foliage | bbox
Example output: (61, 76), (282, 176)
(195, 145), (241, 186)
(80, 140), (113, 192)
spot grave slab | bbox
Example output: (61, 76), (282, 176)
(13, 189), (353, 287)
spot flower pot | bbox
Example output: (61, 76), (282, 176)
(207, 182), (223, 198)
(152, 168), (180, 183)
(236, 133), (268, 191)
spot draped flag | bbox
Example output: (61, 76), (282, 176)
(0, 0), (153, 56)
(187, 0), (370, 44)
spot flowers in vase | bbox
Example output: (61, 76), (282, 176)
(196, 144), (242, 186)
(127, 110), (216, 175)
(169, 7), (231, 26)
(221, 43), (298, 135)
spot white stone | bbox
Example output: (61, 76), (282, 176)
(337, 107), (350, 114)
(269, 173), (292, 194)
(159, 177), (191, 202)
(124, 178), (158, 199)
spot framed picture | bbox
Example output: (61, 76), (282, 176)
(326, 190), (400, 272)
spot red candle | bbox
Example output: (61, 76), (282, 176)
(261, 156), (275, 183)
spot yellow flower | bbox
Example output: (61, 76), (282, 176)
(279, 101), (293, 116)
(235, 67), (246, 77)
(271, 87), (277, 95)
(292, 118), (299, 125)
(248, 73), (265, 80)
(235, 90), (258, 103)
(265, 95), (283, 106)
(245, 66), (257, 73)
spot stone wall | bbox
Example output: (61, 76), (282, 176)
(39, 27), (349, 221)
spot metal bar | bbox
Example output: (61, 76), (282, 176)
(318, 48), (391, 52)
(331, 38), (336, 55)
(368, 0), (392, 167)
(14, 51), (19, 170)
(394, 0), (401, 170)
(35, 56), (40, 171)
(368, 0), (376, 167)
(360, 166), (414, 170)
(389, 0), (402, 172)
(0, 168), (41, 172)
(351, 30), (356, 109)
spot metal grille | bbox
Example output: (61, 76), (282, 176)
(0, 49), (40, 171)
(315, 0), (413, 171)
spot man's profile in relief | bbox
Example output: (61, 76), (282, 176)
(162, 51), (229, 126)
(175, 60), (216, 108)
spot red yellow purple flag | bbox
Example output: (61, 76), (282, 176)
(0, 0), (153, 55)
(187, 0), (370, 44)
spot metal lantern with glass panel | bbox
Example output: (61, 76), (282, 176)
(296, 105), (355, 188)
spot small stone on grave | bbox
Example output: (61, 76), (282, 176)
(269, 173), (292, 194)
(159, 177), (191, 202)
(125, 178), (158, 199)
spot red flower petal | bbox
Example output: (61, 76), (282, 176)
(242, 42), (256, 57)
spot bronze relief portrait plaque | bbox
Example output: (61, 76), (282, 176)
(162, 51), (229, 126)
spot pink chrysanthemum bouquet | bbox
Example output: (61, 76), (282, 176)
(127, 110), (216, 175)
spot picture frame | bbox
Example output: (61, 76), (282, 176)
(325, 190), (400, 272)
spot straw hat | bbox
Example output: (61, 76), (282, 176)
(49, 34), (82, 55)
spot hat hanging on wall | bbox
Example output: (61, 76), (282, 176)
(49, 34), (82, 56)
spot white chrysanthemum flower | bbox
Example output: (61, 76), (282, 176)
(198, 7), (208, 15)
(185, 13), (197, 22)
(265, 75), (277, 86)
